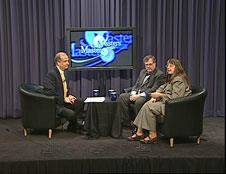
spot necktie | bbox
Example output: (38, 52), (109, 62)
(143, 72), (151, 85)
(60, 71), (68, 98)
(146, 71), (152, 76)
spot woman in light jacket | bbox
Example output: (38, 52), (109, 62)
(128, 58), (192, 144)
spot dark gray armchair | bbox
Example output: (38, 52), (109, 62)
(19, 83), (67, 138)
(157, 86), (208, 147)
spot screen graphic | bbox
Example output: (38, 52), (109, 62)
(67, 27), (136, 70)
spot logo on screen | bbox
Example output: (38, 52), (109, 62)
(71, 31), (133, 67)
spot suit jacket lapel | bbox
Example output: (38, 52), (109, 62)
(140, 72), (147, 86)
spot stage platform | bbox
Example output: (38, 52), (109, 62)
(0, 116), (225, 173)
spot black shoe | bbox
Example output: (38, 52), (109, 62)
(67, 125), (77, 132)
(67, 124), (82, 134)
(76, 121), (84, 131)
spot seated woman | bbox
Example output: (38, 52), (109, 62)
(127, 58), (192, 144)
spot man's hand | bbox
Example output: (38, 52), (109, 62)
(129, 94), (141, 102)
(64, 95), (77, 104)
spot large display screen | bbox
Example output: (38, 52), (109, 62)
(67, 27), (136, 70)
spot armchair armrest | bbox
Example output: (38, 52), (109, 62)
(165, 88), (207, 117)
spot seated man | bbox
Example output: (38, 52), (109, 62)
(43, 52), (85, 132)
(111, 55), (165, 138)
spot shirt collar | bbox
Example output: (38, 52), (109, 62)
(57, 66), (64, 74)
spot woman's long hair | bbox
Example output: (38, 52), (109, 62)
(166, 58), (192, 89)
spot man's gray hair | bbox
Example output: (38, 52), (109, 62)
(54, 52), (67, 65)
(143, 55), (156, 64)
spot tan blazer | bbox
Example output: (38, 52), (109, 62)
(156, 76), (192, 103)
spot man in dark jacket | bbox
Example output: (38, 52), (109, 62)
(111, 55), (165, 138)
(43, 52), (84, 132)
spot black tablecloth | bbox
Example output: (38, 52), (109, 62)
(83, 97), (119, 139)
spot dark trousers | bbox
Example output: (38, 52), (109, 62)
(60, 98), (85, 127)
(111, 93), (147, 138)
(118, 93), (147, 122)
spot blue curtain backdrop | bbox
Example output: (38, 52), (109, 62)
(0, 0), (225, 118)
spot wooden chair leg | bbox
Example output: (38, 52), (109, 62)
(170, 138), (174, 147)
(197, 136), (201, 144)
(24, 128), (27, 136)
(48, 129), (52, 139)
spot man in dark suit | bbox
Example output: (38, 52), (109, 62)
(111, 55), (165, 138)
(43, 52), (84, 132)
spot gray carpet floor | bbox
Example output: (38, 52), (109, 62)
(0, 116), (224, 162)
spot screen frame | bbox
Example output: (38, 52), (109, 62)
(67, 27), (136, 71)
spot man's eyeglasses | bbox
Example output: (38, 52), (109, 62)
(145, 63), (154, 66)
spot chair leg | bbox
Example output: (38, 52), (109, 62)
(197, 136), (201, 144)
(24, 128), (27, 136)
(170, 138), (174, 147)
(48, 129), (52, 139)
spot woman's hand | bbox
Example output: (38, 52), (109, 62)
(151, 92), (163, 99)
(148, 98), (156, 103)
